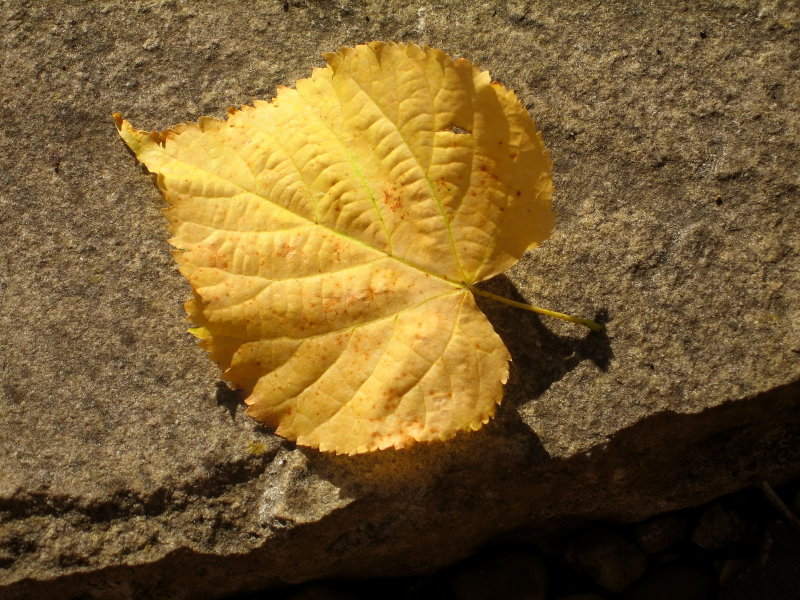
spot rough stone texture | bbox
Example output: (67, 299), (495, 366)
(1, 1), (798, 598)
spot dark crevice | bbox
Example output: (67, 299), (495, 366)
(0, 445), (279, 524)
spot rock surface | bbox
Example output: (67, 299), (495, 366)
(1, 1), (798, 599)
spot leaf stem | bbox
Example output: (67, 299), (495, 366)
(470, 287), (604, 332)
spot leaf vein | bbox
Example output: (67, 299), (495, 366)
(338, 75), (468, 284)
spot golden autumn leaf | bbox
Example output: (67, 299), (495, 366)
(116, 41), (559, 454)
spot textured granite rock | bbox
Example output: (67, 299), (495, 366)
(1, 1), (798, 598)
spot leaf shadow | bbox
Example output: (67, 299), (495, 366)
(211, 273), (614, 493)
(294, 275), (613, 495)
(216, 381), (242, 420)
(474, 274), (613, 408)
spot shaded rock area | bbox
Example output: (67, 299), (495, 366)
(1, 1), (798, 599)
(233, 476), (800, 599)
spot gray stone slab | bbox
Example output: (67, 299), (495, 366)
(1, 1), (798, 598)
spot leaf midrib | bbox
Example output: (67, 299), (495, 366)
(150, 140), (466, 293)
(342, 70), (469, 285)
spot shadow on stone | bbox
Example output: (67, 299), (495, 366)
(216, 381), (243, 421)
(297, 276), (613, 491)
(475, 274), (613, 404)
(7, 383), (799, 600)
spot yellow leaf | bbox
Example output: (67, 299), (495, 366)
(115, 41), (554, 454)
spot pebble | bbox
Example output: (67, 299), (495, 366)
(633, 513), (687, 554)
(565, 527), (647, 593)
(690, 503), (749, 551)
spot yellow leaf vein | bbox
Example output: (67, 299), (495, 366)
(337, 76), (468, 284)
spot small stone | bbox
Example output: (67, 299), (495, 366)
(623, 563), (717, 600)
(690, 504), (749, 551)
(716, 558), (748, 585)
(451, 550), (547, 600)
(633, 514), (688, 554)
(565, 527), (647, 594)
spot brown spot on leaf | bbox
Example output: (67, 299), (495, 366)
(383, 186), (404, 213)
